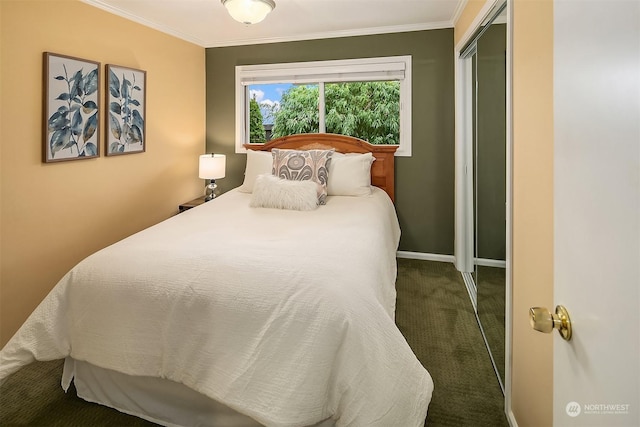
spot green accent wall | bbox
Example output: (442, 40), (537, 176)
(206, 29), (454, 255)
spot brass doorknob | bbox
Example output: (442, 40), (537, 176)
(529, 305), (572, 341)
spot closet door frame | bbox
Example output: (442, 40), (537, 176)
(453, 0), (513, 413)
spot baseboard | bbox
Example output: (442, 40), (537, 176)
(396, 251), (455, 263)
(475, 257), (507, 268)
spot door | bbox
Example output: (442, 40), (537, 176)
(455, 0), (508, 394)
(552, 0), (639, 425)
(475, 16), (507, 389)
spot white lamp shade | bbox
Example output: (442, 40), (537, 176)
(222, 0), (275, 24)
(199, 154), (226, 179)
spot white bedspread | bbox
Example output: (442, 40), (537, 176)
(0, 188), (433, 426)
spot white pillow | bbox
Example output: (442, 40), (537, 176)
(237, 150), (272, 193)
(327, 152), (375, 196)
(250, 174), (319, 211)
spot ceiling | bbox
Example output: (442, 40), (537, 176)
(82, 0), (464, 48)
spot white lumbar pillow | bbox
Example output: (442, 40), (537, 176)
(250, 174), (319, 211)
(237, 150), (273, 193)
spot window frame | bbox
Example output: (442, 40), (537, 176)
(234, 56), (412, 156)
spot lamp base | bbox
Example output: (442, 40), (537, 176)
(204, 179), (218, 201)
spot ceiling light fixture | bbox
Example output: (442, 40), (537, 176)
(221, 0), (276, 25)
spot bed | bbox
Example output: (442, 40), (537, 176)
(0, 133), (433, 426)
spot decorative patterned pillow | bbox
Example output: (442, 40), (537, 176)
(271, 148), (334, 205)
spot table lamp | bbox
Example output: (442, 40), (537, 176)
(199, 154), (226, 201)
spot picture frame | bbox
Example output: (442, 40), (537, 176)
(43, 52), (100, 162)
(105, 64), (146, 156)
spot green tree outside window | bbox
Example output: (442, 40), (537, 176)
(249, 97), (266, 143)
(251, 81), (399, 144)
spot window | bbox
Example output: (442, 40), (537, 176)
(235, 56), (412, 156)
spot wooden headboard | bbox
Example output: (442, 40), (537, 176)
(244, 133), (398, 202)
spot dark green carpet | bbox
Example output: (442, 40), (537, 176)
(0, 259), (507, 426)
(395, 259), (507, 427)
(0, 360), (154, 426)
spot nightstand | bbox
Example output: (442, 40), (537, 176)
(178, 196), (208, 213)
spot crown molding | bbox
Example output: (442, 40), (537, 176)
(451, 0), (469, 26)
(81, 0), (208, 46)
(82, 0), (453, 48)
(205, 21), (454, 48)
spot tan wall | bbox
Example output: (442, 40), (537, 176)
(454, 0), (487, 46)
(0, 0), (205, 346)
(454, 0), (555, 425)
(511, 0), (554, 425)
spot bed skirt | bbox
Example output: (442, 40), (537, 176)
(62, 358), (335, 427)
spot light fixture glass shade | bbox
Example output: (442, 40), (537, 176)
(199, 154), (226, 179)
(221, 0), (275, 24)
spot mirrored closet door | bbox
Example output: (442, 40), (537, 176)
(460, 1), (507, 392)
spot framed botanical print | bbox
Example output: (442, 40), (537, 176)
(43, 52), (100, 162)
(106, 64), (146, 156)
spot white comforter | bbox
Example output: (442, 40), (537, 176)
(0, 188), (433, 426)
